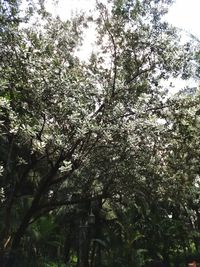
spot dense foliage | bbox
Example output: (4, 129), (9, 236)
(0, 0), (199, 266)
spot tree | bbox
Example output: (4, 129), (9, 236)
(0, 0), (194, 266)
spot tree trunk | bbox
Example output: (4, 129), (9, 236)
(90, 241), (96, 267)
(63, 222), (74, 264)
(95, 244), (101, 267)
(78, 219), (90, 267)
(2, 187), (42, 267)
(0, 250), (9, 267)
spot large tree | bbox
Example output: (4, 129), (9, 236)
(0, 0), (195, 266)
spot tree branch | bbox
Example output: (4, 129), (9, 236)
(100, 5), (118, 98)
(125, 64), (155, 85)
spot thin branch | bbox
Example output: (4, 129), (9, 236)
(123, 103), (176, 118)
(100, 5), (118, 98)
(91, 102), (105, 118)
(36, 112), (46, 141)
(125, 64), (155, 85)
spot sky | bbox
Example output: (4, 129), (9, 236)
(47, 0), (200, 40)
(166, 0), (200, 39)
(47, 0), (200, 58)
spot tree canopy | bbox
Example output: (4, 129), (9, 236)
(0, 0), (199, 267)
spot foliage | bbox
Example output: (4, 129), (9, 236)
(0, 0), (199, 267)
